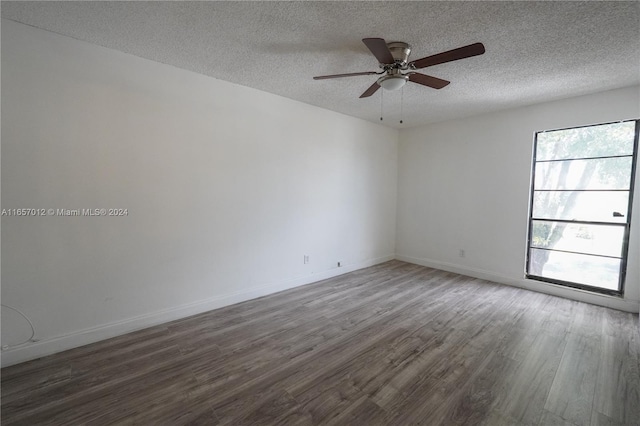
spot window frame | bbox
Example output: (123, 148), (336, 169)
(525, 119), (639, 296)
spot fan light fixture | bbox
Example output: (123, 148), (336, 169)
(377, 74), (408, 91)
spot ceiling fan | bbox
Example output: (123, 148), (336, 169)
(313, 38), (485, 98)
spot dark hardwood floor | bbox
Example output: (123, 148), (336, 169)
(2, 261), (639, 425)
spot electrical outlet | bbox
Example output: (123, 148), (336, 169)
(337, 261), (342, 267)
(304, 255), (309, 264)
(459, 249), (465, 258)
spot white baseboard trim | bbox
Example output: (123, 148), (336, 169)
(0, 254), (394, 367)
(395, 254), (640, 313)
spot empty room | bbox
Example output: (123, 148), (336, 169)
(1, 1), (639, 425)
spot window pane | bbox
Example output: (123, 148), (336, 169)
(532, 190), (629, 223)
(536, 121), (635, 161)
(530, 220), (624, 257)
(534, 157), (632, 190)
(528, 120), (637, 294)
(528, 248), (620, 290)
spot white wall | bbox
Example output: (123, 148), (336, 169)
(397, 86), (640, 312)
(0, 19), (398, 366)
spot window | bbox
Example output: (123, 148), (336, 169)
(526, 120), (639, 295)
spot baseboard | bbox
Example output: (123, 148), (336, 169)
(395, 254), (640, 313)
(0, 254), (394, 367)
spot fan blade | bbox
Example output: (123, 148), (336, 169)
(313, 71), (378, 80)
(409, 42), (485, 69)
(408, 73), (450, 89)
(359, 82), (380, 98)
(362, 38), (395, 64)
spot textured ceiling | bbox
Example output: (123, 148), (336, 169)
(2, 1), (639, 129)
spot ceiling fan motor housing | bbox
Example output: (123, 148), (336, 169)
(386, 42), (412, 67)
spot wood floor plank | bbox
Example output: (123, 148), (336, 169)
(214, 388), (305, 426)
(491, 331), (567, 425)
(593, 333), (640, 424)
(538, 409), (578, 425)
(480, 409), (523, 426)
(2, 261), (639, 425)
(323, 395), (390, 426)
(1, 345), (185, 422)
(292, 376), (365, 424)
(6, 348), (197, 425)
(425, 351), (509, 425)
(545, 333), (601, 426)
(590, 410), (623, 426)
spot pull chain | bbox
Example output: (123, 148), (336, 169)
(380, 88), (384, 122)
(400, 86), (404, 125)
